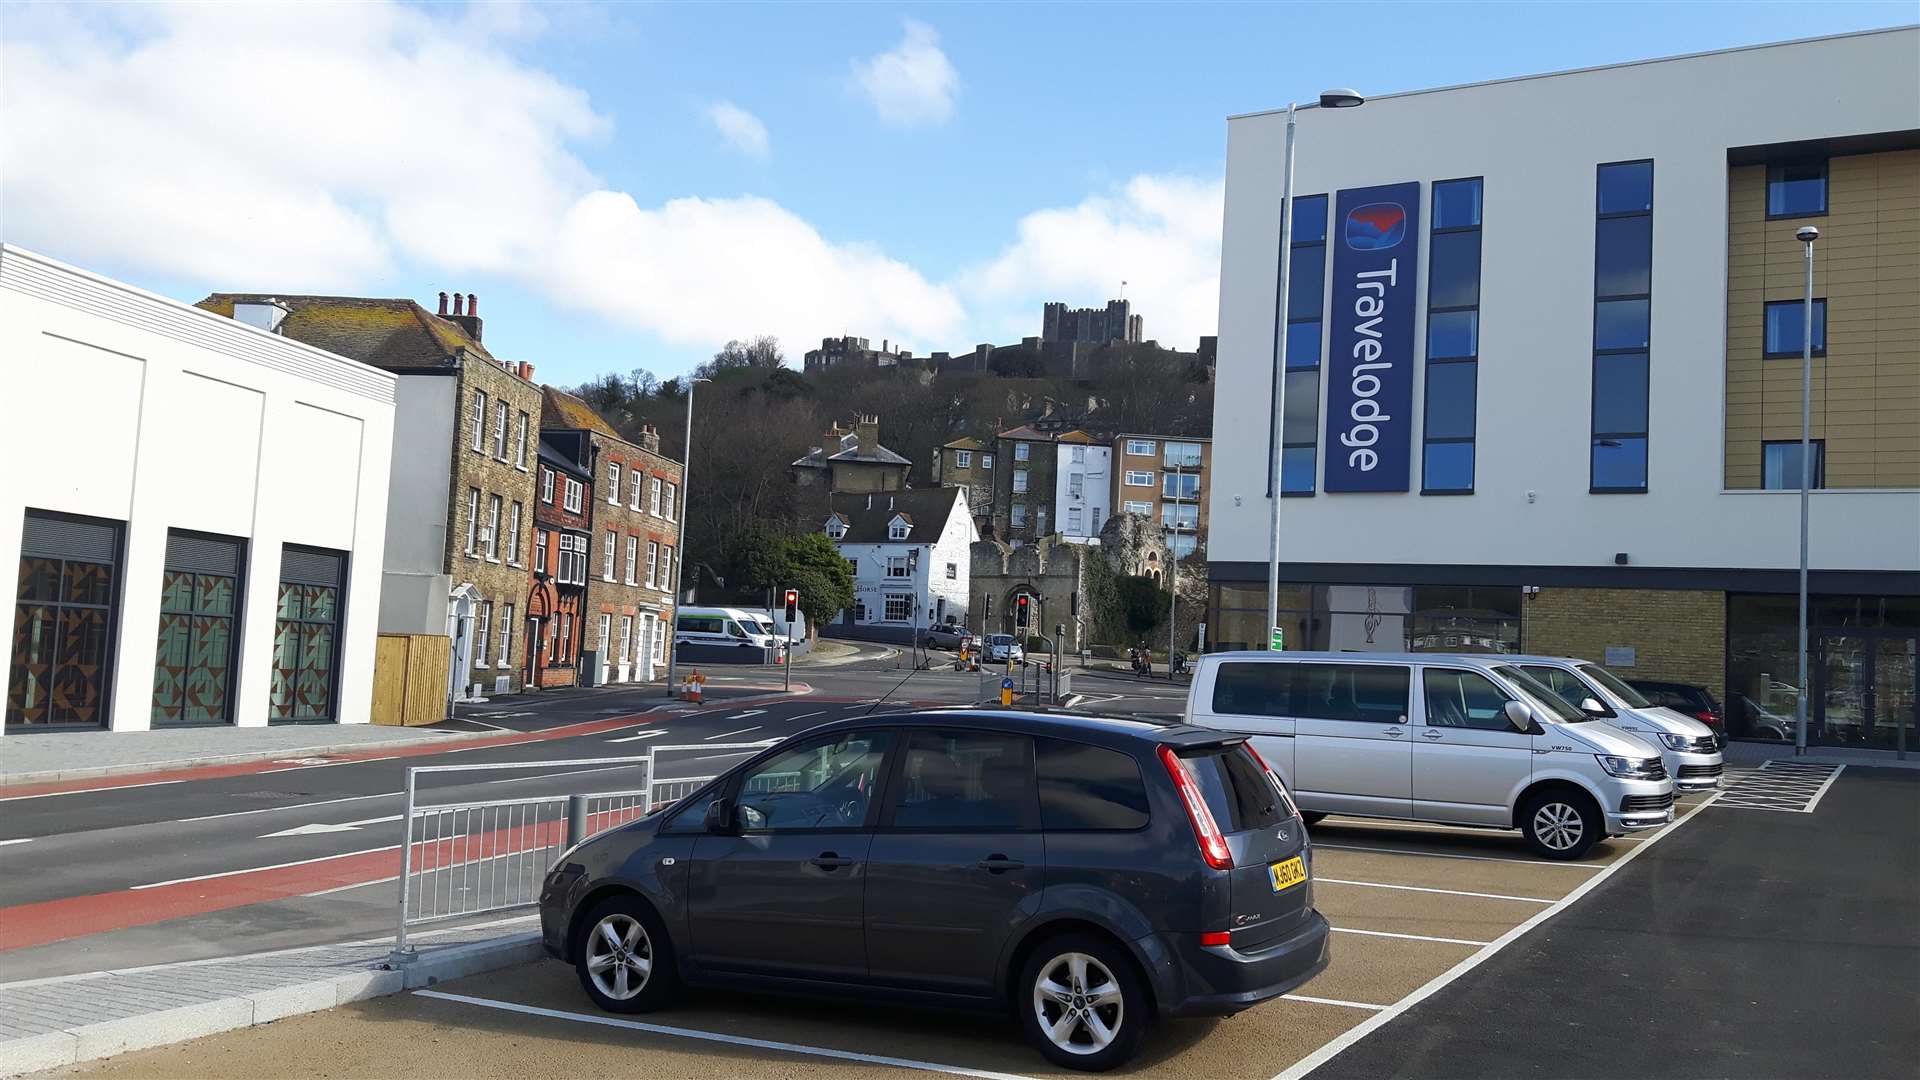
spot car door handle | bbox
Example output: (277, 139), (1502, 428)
(1422, 730), (1444, 740)
(810, 852), (855, 870)
(978, 855), (1026, 873)
(1383, 728), (1404, 738)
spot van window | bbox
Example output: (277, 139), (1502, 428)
(1576, 663), (1652, 708)
(1211, 662), (1291, 716)
(1520, 666), (1606, 715)
(725, 621), (748, 638)
(1292, 664), (1410, 724)
(1180, 744), (1285, 832)
(1034, 738), (1149, 830)
(1424, 669), (1514, 730)
(678, 615), (724, 634)
(1493, 665), (1590, 723)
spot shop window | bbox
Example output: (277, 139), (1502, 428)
(152, 531), (244, 726)
(271, 547), (345, 723)
(8, 512), (122, 728)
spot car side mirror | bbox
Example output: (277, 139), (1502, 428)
(1503, 700), (1539, 734)
(703, 797), (738, 835)
(1579, 697), (1607, 717)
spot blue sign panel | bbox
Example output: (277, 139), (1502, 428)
(1324, 182), (1421, 492)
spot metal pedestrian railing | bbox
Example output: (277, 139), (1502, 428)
(641, 741), (779, 810)
(389, 758), (651, 963)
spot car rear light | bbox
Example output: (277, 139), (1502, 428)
(1240, 742), (1301, 820)
(1157, 745), (1233, 871)
(1199, 931), (1232, 947)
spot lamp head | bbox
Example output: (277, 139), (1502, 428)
(1795, 226), (1819, 244)
(1318, 88), (1366, 109)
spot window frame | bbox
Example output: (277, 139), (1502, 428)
(1422, 176), (1484, 496)
(1123, 500), (1153, 514)
(955, 449), (972, 468)
(1590, 159), (1655, 495)
(1012, 469), (1029, 493)
(607, 462), (622, 504)
(1420, 666), (1520, 732)
(1278, 193), (1330, 498)
(1763, 298), (1828, 359)
(150, 529), (245, 727)
(469, 390), (487, 452)
(662, 481), (677, 522)
(1124, 439), (1155, 456)
(464, 488), (480, 556)
(513, 411), (529, 469)
(540, 469), (554, 504)
(563, 478), (583, 514)
(646, 541), (659, 589)
(499, 602), (514, 667)
(491, 401), (507, 459)
(624, 535), (638, 585)
(721, 729), (899, 834)
(603, 530), (618, 581)
(1014, 442), (1030, 462)
(884, 593), (913, 621)
(505, 501), (522, 566)
(1762, 439), (1827, 490)
(1124, 470), (1154, 487)
(1766, 159), (1829, 220)
(533, 529), (549, 574)
(484, 495), (501, 562)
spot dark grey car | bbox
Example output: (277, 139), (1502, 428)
(538, 708), (1330, 1071)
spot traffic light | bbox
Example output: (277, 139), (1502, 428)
(1015, 594), (1030, 632)
(783, 589), (799, 621)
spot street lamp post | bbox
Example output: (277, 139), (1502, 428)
(1266, 89), (1365, 649)
(1794, 226), (1818, 754)
(664, 377), (710, 697)
(1166, 461), (1186, 679)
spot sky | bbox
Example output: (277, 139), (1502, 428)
(3, 1), (1913, 386)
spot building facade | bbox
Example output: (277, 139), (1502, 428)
(933, 436), (996, 535)
(1053, 431), (1112, 543)
(529, 437), (592, 689)
(1042, 299), (1144, 344)
(993, 425), (1058, 545)
(1206, 29), (1919, 749)
(802, 336), (914, 372)
(541, 388), (683, 687)
(5, 247), (394, 733)
(1111, 434), (1211, 558)
(826, 489), (975, 638)
(791, 415), (912, 512)
(200, 291), (542, 701)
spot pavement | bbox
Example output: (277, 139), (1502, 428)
(0, 724), (488, 787)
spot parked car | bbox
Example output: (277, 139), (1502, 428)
(983, 633), (1024, 663)
(674, 606), (777, 650)
(1506, 656), (1724, 792)
(1184, 651), (1675, 859)
(921, 623), (974, 650)
(539, 709), (1330, 1071)
(1624, 678), (1727, 744)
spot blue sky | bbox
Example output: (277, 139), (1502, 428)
(3, 1), (1912, 386)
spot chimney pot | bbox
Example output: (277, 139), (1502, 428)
(438, 292), (449, 316)
(452, 293), (464, 316)
(467, 293), (478, 316)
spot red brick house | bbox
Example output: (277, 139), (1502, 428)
(527, 435), (592, 688)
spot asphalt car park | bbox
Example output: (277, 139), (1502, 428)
(58, 779), (1735, 1079)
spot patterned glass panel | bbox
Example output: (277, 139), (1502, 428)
(271, 578), (339, 721)
(19, 558), (60, 602)
(63, 562), (113, 605)
(11, 524), (119, 729)
(8, 605), (55, 724)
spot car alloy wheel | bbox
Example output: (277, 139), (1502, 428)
(1032, 952), (1125, 1056)
(1531, 801), (1584, 852)
(585, 913), (653, 1001)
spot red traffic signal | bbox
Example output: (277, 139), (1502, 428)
(1015, 594), (1030, 629)
(783, 589), (799, 620)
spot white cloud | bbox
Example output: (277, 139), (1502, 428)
(704, 101), (769, 161)
(963, 175), (1225, 349)
(849, 19), (958, 128)
(0, 1), (963, 360)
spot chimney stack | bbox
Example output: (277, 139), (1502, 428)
(854, 414), (881, 451)
(444, 290), (484, 343)
(639, 423), (662, 453)
(438, 292), (449, 316)
(452, 293), (464, 316)
(467, 293), (478, 316)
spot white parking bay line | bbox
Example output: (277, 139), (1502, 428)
(0, 778), (183, 803)
(0, 838), (31, 847)
(705, 727), (761, 741)
(1276, 791), (1721, 1080)
(1330, 926), (1490, 947)
(132, 844), (402, 889)
(413, 991), (1038, 1080)
(1314, 879), (1557, 905)
(1314, 844), (1602, 870)
(1282, 994), (1388, 1012)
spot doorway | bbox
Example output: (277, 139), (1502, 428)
(1815, 630), (1917, 757)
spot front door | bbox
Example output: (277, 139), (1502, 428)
(865, 729), (1044, 994)
(1289, 662), (1414, 818)
(687, 729), (895, 980)
(596, 614), (612, 685)
(1413, 668), (1535, 825)
(1816, 633), (1918, 755)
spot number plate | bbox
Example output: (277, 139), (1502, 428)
(1269, 856), (1307, 893)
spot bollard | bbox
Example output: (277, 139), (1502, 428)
(566, 794), (588, 849)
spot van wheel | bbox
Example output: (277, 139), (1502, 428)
(1017, 933), (1148, 1071)
(575, 895), (679, 1013)
(1520, 790), (1601, 860)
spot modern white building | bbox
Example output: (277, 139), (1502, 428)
(2, 247), (395, 733)
(1207, 28), (1919, 749)
(826, 488), (976, 638)
(1053, 431), (1112, 544)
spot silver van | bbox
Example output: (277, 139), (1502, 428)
(1505, 656), (1724, 793)
(675, 606), (778, 650)
(1184, 652), (1675, 859)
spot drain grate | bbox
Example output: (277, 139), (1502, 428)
(1712, 761), (1844, 813)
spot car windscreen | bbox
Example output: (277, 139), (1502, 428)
(1493, 665), (1591, 723)
(988, 635), (1013, 645)
(1577, 663), (1652, 708)
(1180, 744), (1286, 832)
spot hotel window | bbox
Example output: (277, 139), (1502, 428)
(1014, 442), (1030, 462)
(1279, 193), (1328, 496)
(564, 478), (583, 513)
(1124, 500), (1153, 514)
(541, 469), (554, 504)
(1125, 470), (1154, 487)
(885, 594), (913, 622)
(465, 488), (480, 555)
(470, 390), (486, 451)
(650, 476), (662, 516)
(607, 462), (622, 504)
(505, 502), (522, 565)
(663, 482), (677, 521)
(1767, 160), (1827, 219)
(1423, 177), (1484, 494)
(646, 541), (660, 589)
(1764, 299), (1827, 358)
(1013, 469), (1029, 493)
(9, 512), (122, 728)
(271, 547), (345, 723)
(889, 521), (909, 540)
(152, 531), (244, 726)
(1590, 160), (1653, 493)
(1763, 440), (1826, 490)
(491, 402), (507, 459)
(630, 469), (643, 508)
(484, 495), (501, 561)
(1125, 439), (1155, 456)
(625, 536), (638, 585)
(514, 412), (529, 469)
(1067, 506), (1083, 533)
(604, 531), (617, 580)
(955, 450), (972, 468)
(886, 556), (909, 578)
(499, 604), (514, 666)
(846, 557), (860, 578)
(534, 529), (549, 573)
(475, 601), (491, 665)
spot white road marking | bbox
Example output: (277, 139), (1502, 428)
(1275, 793), (1720, 1080)
(1330, 926), (1490, 947)
(606, 730), (670, 744)
(705, 726), (761, 741)
(263, 754), (402, 774)
(1314, 878), (1557, 904)
(726, 709), (769, 719)
(177, 791), (396, 824)
(1282, 994), (1388, 1012)
(0, 838), (32, 847)
(132, 844), (402, 889)
(412, 991), (1038, 1080)
(0, 779), (184, 803)
(1316, 817), (1643, 842)
(782, 710), (830, 722)
(1314, 843), (1603, 869)
(259, 813), (403, 838)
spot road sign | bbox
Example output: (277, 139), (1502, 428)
(1270, 626), (1285, 650)
(1198, 622), (1207, 651)
(1000, 675), (1014, 707)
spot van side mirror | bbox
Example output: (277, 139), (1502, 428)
(1503, 700), (1539, 734)
(1578, 697), (1607, 717)
(703, 797), (738, 835)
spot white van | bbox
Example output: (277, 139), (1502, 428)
(1505, 656), (1724, 792)
(1185, 651), (1675, 859)
(675, 607), (778, 650)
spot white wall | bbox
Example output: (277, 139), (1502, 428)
(1055, 445), (1112, 541)
(837, 496), (977, 628)
(928, 491), (976, 625)
(0, 246), (395, 732)
(1210, 28), (1920, 575)
(379, 375), (455, 635)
